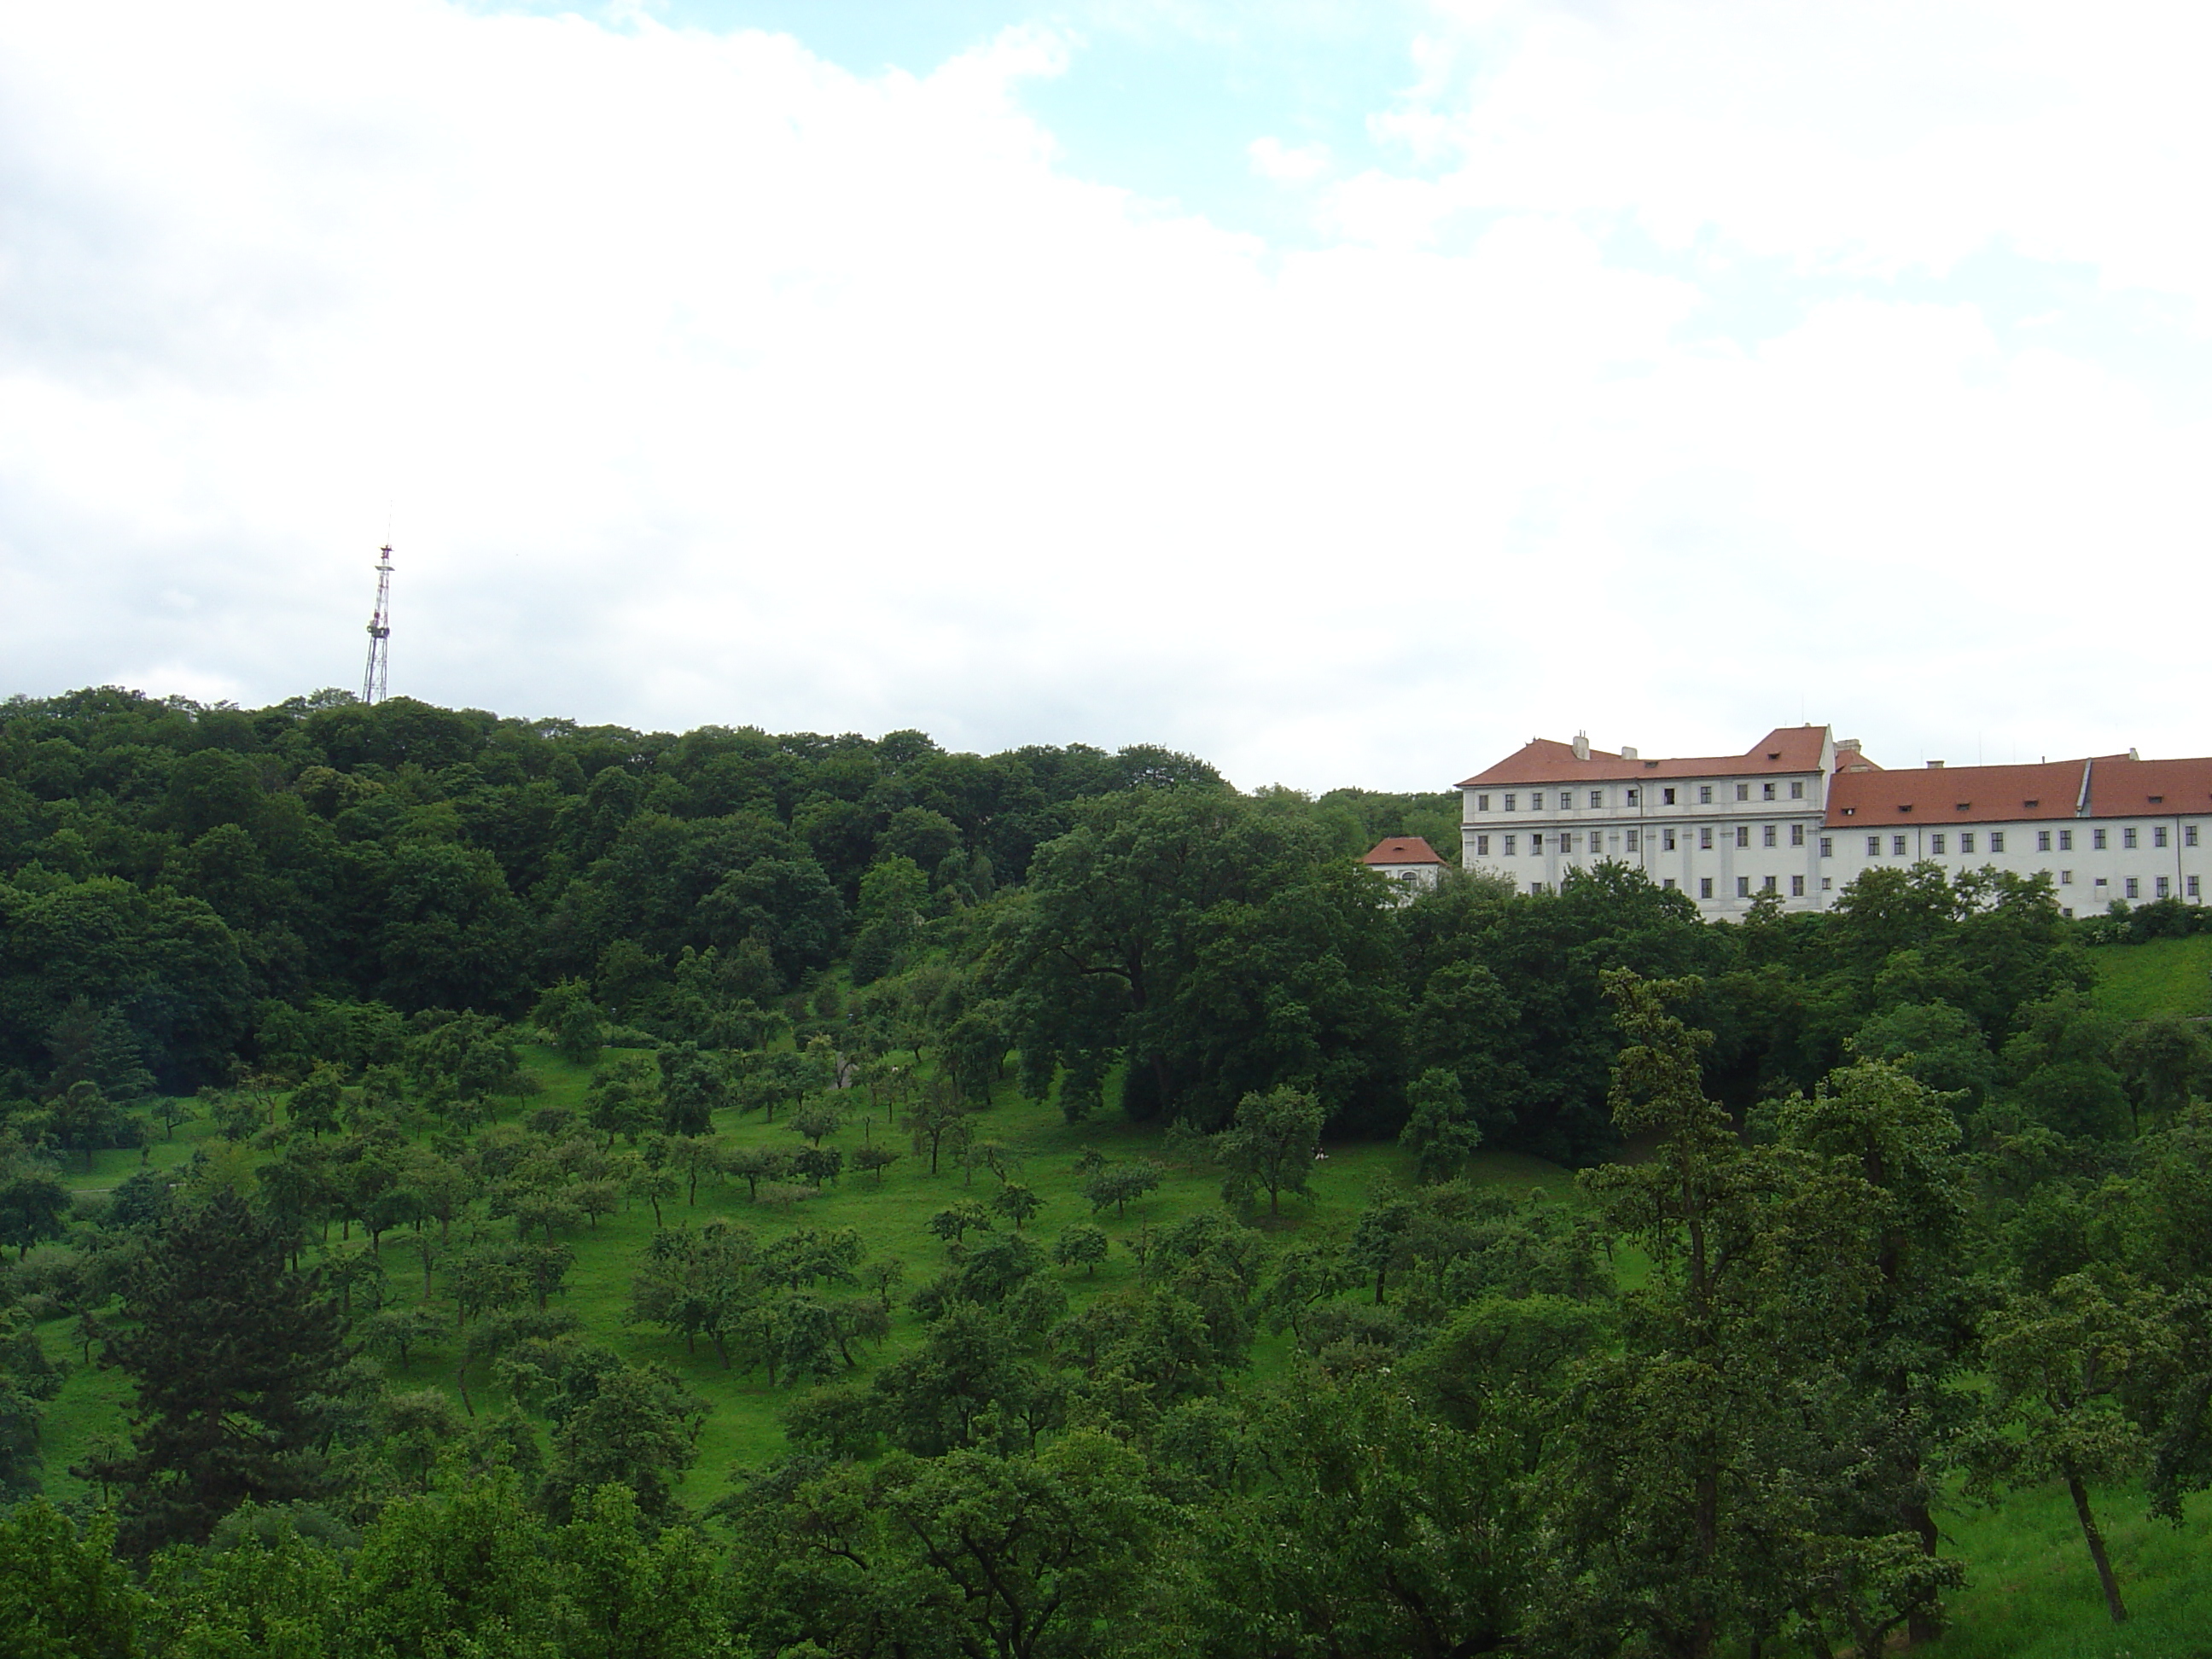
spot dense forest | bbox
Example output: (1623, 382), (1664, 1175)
(3, 684), (2212, 1657)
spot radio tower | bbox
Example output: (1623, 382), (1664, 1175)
(361, 545), (393, 705)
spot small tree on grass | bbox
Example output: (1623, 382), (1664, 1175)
(1399, 1068), (1482, 1185)
(725, 1146), (790, 1202)
(288, 1063), (346, 1139)
(1203, 1086), (1324, 1217)
(790, 1103), (842, 1148)
(1084, 1161), (1162, 1218)
(586, 1055), (661, 1147)
(1053, 1224), (1109, 1277)
(853, 1144), (902, 1186)
(928, 1202), (994, 1248)
(1965, 1273), (2174, 1625)
(992, 1183), (1045, 1230)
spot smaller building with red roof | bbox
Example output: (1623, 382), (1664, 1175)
(1360, 836), (1448, 901)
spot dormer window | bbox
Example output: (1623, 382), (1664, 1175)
(2151, 795), (2165, 804)
(1898, 804), (1912, 813)
(1841, 806), (1856, 817)
(2023, 799), (2039, 808)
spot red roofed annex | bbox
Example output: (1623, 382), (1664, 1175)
(1456, 726), (2211, 918)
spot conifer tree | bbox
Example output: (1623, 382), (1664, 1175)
(91, 1185), (346, 1553)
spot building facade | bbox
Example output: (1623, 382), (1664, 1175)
(1458, 727), (2212, 920)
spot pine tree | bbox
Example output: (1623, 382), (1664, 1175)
(91, 1185), (346, 1553)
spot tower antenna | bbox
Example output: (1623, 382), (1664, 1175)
(361, 545), (393, 705)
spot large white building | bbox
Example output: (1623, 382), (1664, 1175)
(1458, 726), (2212, 919)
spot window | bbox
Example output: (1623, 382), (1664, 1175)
(1760, 783), (1774, 800)
(1698, 785), (1714, 804)
(1761, 824), (1777, 848)
(1736, 825), (1750, 848)
(1893, 835), (1907, 856)
(1736, 876), (1751, 898)
(1989, 832), (2005, 853)
(1504, 794), (1516, 812)
(2124, 827), (2139, 849)
(1790, 875), (1806, 897)
(2059, 830), (2073, 851)
(2036, 830), (2051, 852)
(1700, 827), (1714, 850)
(1960, 832), (1976, 853)
(1590, 790), (1604, 809)
(1476, 794), (1490, 812)
(2155, 825), (2169, 848)
(2093, 828), (2108, 850)
(1663, 788), (1677, 805)
(1866, 835), (1881, 856)
(2192, 876), (2202, 899)
(1819, 836), (1833, 858)
(2188, 824), (2201, 847)
(1664, 829), (1678, 851)
(1561, 832), (1575, 853)
(1699, 877), (1714, 899)
(2061, 870), (2073, 885)
(1530, 792), (1545, 811)
(1531, 833), (1544, 853)
(1503, 835), (1516, 855)
(1626, 789), (1639, 806)
(1626, 830), (1640, 852)
(1736, 784), (1750, 801)
(1790, 781), (1806, 800)
(1475, 835), (1490, 856)
(1931, 833), (1947, 854)
(2126, 877), (2140, 899)
(1662, 877), (1677, 890)
(1790, 824), (1806, 847)
(2157, 876), (2172, 899)
(1531, 882), (1545, 896)
(1762, 875), (1777, 893)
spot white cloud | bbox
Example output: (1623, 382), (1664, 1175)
(1249, 136), (1332, 181)
(1, 0), (2209, 794)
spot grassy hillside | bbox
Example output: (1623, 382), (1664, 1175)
(32, 1051), (1569, 1511)
(2090, 932), (2212, 1022)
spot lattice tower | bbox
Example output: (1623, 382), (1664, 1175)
(361, 545), (393, 705)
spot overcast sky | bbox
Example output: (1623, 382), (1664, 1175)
(3, 1), (2209, 790)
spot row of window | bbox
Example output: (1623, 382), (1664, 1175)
(1473, 779), (1810, 813)
(1473, 822), (1817, 857)
(1845, 824), (2202, 858)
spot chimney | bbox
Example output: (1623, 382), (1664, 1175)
(2128, 748), (2140, 760)
(1926, 760), (1944, 769)
(1837, 738), (1861, 754)
(1572, 731), (1591, 761)
(1620, 745), (1639, 760)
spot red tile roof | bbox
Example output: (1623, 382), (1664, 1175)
(1458, 726), (1837, 789)
(1824, 757), (2111, 828)
(1361, 836), (1447, 866)
(2086, 757), (2212, 817)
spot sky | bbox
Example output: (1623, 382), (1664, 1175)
(3, 0), (2209, 791)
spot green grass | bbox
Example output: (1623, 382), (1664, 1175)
(2089, 934), (2212, 1023)
(1925, 1484), (2212, 1659)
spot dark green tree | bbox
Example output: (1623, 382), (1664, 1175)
(92, 1185), (346, 1552)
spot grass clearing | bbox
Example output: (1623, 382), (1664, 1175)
(2088, 934), (2212, 1023)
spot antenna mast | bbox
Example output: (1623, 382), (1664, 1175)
(361, 545), (393, 705)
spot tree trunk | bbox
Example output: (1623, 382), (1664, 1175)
(1903, 1498), (1943, 1645)
(2066, 1470), (2128, 1624)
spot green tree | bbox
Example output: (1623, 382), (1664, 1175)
(288, 1059), (346, 1138)
(1202, 1085), (1325, 1216)
(1400, 1066), (1484, 1184)
(92, 1185), (346, 1552)
(1966, 1274), (2174, 1625)
(657, 1043), (731, 1138)
(0, 1162), (70, 1259)
(533, 976), (608, 1066)
(1053, 1223), (1109, 1277)
(588, 1052), (662, 1146)
(0, 1501), (142, 1656)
